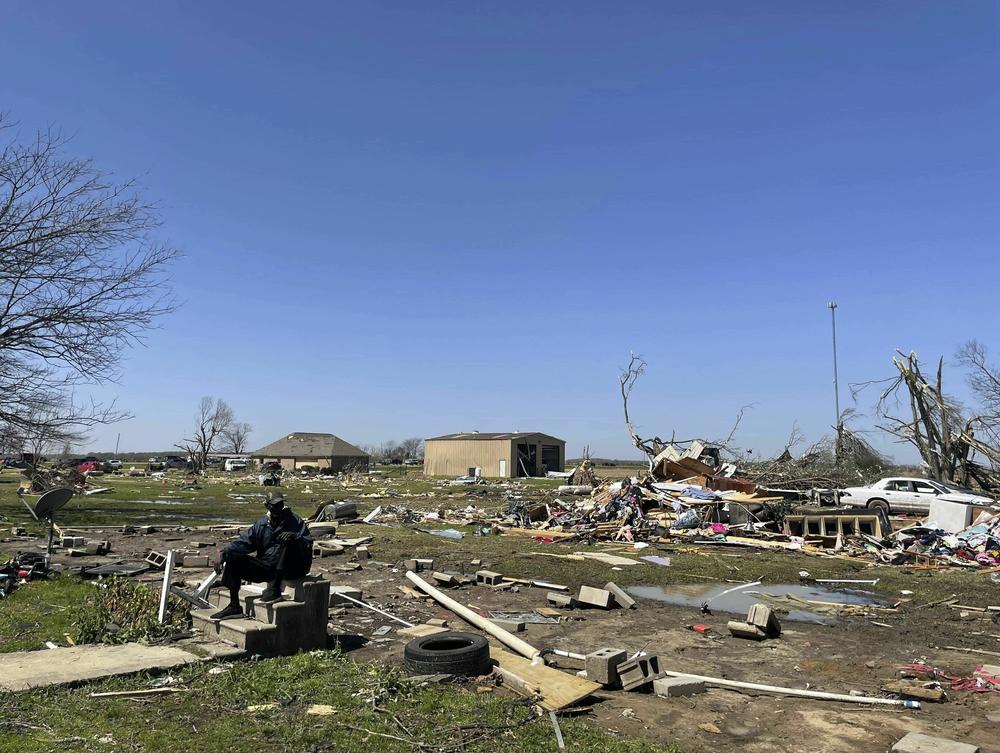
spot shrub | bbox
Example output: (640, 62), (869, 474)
(75, 577), (188, 645)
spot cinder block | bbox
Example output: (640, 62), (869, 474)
(144, 551), (167, 568)
(653, 676), (706, 697)
(577, 585), (614, 609)
(61, 536), (85, 548)
(427, 618), (448, 627)
(476, 570), (503, 586)
(79, 541), (110, 556)
(355, 545), (370, 561)
(747, 602), (781, 638)
(617, 654), (661, 691)
(431, 571), (457, 587)
(405, 558), (434, 572)
(728, 620), (766, 640)
(328, 585), (362, 607)
(179, 554), (209, 568)
(891, 732), (979, 753)
(604, 581), (636, 609)
(586, 648), (627, 687)
(547, 592), (576, 608)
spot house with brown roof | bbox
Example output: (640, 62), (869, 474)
(251, 432), (369, 472)
(423, 431), (565, 478)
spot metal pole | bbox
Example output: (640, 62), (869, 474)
(828, 302), (842, 461)
(115, 433), (120, 458)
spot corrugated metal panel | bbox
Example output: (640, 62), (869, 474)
(424, 439), (512, 478)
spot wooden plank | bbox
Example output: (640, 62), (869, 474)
(498, 527), (578, 539)
(491, 647), (599, 710)
(571, 551), (641, 566)
(398, 624), (449, 638)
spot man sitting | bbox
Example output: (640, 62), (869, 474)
(211, 492), (313, 620)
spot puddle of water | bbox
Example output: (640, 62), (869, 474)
(626, 583), (891, 624)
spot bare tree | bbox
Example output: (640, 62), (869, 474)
(176, 397), (234, 472)
(618, 352), (749, 471)
(16, 403), (88, 466)
(854, 350), (1000, 487)
(398, 437), (424, 460)
(957, 340), (1000, 420)
(0, 118), (179, 443)
(619, 353), (664, 469)
(221, 421), (253, 454)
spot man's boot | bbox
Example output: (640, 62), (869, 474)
(259, 580), (284, 602)
(210, 601), (243, 620)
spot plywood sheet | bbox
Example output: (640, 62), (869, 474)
(491, 647), (599, 710)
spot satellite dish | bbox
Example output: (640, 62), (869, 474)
(33, 488), (74, 567)
(35, 488), (74, 520)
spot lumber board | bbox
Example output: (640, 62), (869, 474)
(490, 647), (599, 710)
(498, 527), (578, 539)
(398, 624), (449, 638)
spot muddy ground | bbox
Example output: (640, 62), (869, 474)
(3, 518), (996, 753)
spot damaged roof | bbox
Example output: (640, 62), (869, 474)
(251, 432), (369, 458)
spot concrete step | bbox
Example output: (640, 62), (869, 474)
(207, 588), (308, 628)
(200, 576), (330, 609)
(191, 609), (279, 655)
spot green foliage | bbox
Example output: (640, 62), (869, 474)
(763, 498), (797, 528)
(0, 576), (91, 653)
(0, 650), (678, 753)
(75, 577), (188, 645)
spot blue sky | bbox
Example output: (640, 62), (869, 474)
(3, 2), (997, 459)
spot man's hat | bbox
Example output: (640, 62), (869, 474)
(263, 492), (285, 509)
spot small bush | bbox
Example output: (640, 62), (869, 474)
(76, 577), (188, 645)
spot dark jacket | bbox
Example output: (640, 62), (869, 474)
(224, 508), (313, 575)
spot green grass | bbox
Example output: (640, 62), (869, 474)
(0, 650), (677, 753)
(0, 467), (558, 529)
(0, 576), (93, 652)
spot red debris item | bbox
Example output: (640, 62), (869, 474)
(689, 624), (711, 634)
(16, 569), (30, 579)
(896, 663), (1000, 693)
(532, 536), (555, 543)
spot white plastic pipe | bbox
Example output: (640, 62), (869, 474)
(406, 570), (541, 660)
(661, 670), (918, 707)
(336, 592), (414, 627)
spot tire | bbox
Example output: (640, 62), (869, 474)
(403, 632), (491, 676)
(867, 498), (890, 515)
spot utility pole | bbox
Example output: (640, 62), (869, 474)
(828, 302), (842, 463)
(115, 432), (121, 459)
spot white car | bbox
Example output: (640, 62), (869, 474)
(224, 458), (248, 472)
(841, 477), (992, 514)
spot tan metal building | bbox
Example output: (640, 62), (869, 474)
(252, 432), (370, 472)
(423, 432), (565, 478)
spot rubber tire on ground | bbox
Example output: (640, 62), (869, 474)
(867, 498), (890, 514)
(403, 632), (491, 676)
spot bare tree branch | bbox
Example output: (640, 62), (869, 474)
(176, 397), (234, 472)
(221, 421), (253, 455)
(0, 117), (179, 444)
